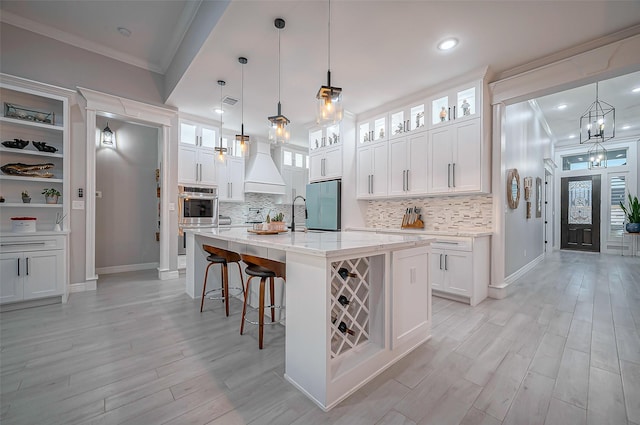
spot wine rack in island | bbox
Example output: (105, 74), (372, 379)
(330, 259), (371, 358)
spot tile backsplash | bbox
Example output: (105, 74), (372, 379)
(365, 195), (493, 231)
(220, 193), (305, 225)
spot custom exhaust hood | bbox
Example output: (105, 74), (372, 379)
(244, 141), (286, 195)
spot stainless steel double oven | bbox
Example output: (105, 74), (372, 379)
(178, 185), (218, 255)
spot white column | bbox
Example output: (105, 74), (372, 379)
(85, 107), (98, 285)
(489, 102), (506, 298)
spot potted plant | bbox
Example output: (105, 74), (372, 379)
(21, 190), (31, 203)
(42, 188), (61, 204)
(620, 193), (640, 233)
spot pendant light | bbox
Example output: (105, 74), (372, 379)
(579, 82), (615, 144)
(235, 57), (249, 154)
(316, 0), (343, 125)
(215, 80), (227, 160)
(268, 18), (290, 143)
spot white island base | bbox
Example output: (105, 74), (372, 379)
(185, 228), (432, 411)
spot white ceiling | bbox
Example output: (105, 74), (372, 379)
(2, 0), (640, 146)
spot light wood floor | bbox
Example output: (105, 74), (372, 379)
(1, 251), (639, 425)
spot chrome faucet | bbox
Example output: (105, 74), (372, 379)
(291, 195), (307, 232)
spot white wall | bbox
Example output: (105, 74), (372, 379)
(503, 101), (551, 277)
(95, 117), (160, 271)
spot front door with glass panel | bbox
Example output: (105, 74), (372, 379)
(561, 175), (601, 252)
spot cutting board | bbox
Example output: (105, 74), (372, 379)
(247, 229), (289, 235)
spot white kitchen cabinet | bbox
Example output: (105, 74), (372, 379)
(389, 102), (426, 139)
(429, 80), (480, 128)
(428, 236), (490, 306)
(357, 140), (388, 198)
(179, 119), (220, 186)
(178, 145), (217, 186)
(389, 132), (428, 197)
(180, 121), (217, 150)
(0, 235), (66, 305)
(281, 167), (308, 204)
(309, 146), (342, 182)
(358, 114), (387, 144)
(309, 123), (341, 152)
(216, 156), (244, 202)
(392, 246), (430, 348)
(428, 118), (483, 194)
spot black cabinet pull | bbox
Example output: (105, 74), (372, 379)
(17, 258), (20, 276)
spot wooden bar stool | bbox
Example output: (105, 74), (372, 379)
(240, 254), (286, 349)
(201, 245), (245, 316)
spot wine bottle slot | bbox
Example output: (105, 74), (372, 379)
(331, 316), (355, 335)
(337, 267), (357, 279)
(337, 295), (350, 306)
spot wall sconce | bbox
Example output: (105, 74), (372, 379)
(101, 122), (114, 146)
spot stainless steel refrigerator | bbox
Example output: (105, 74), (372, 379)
(305, 180), (341, 231)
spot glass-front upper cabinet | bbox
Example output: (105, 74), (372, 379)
(179, 121), (217, 150)
(358, 114), (387, 144)
(430, 80), (481, 128)
(309, 124), (340, 152)
(389, 102), (425, 138)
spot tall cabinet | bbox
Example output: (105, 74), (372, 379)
(309, 123), (342, 183)
(178, 120), (218, 186)
(0, 74), (71, 307)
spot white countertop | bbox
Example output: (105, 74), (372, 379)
(187, 227), (432, 257)
(346, 227), (493, 238)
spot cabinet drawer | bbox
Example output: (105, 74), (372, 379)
(431, 238), (472, 251)
(0, 236), (64, 253)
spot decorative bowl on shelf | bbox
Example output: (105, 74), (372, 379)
(4, 103), (55, 125)
(2, 139), (29, 149)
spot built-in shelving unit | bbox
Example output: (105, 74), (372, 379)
(0, 73), (72, 307)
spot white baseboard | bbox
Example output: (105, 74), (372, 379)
(69, 280), (97, 293)
(95, 262), (159, 275)
(158, 269), (180, 280)
(488, 253), (545, 299)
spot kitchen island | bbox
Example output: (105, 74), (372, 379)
(185, 227), (433, 411)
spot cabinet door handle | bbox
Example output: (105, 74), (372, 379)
(369, 175), (372, 194)
(447, 163), (451, 187)
(452, 163), (456, 187)
(229, 182), (232, 198)
(448, 107), (451, 121)
(406, 169), (410, 191)
(26, 257), (29, 275)
(402, 170), (406, 191)
(453, 106), (457, 120)
(439, 253), (443, 270)
(17, 258), (20, 276)
(371, 175), (374, 194)
(1, 242), (46, 247)
(444, 254), (448, 271)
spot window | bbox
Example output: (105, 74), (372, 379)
(562, 148), (627, 171)
(283, 149), (306, 168)
(610, 174), (626, 237)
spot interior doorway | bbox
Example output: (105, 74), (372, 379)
(95, 117), (160, 275)
(561, 175), (601, 252)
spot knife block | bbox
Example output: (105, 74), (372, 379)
(401, 218), (424, 229)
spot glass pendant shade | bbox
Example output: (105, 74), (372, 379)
(316, 71), (343, 125)
(588, 142), (607, 169)
(580, 82), (615, 144)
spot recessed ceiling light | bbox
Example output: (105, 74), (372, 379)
(117, 27), (132, 37)
(569, 134), (576, 139)
(214, 108), (224, 114)
(616, 153), (624, 158)
(557, 104), (568, 110)
(632, 87), (640, 93)
(622, 125), (631, 130)
(437, 38), (458, 51)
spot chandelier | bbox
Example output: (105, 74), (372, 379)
(579, 82), (615, 144)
